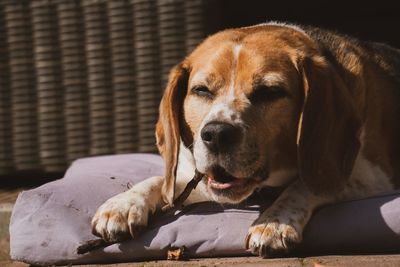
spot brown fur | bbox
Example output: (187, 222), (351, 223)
(156, 64), (191, 205)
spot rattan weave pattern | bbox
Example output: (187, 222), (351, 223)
(0, 0), (207, 175)
(57, 1), (90, 164)
(4, 3), (40, 171)
(0, 5), (13, 174)
(82, 0), (114, 155)
(31, 0), (66, 172)
(108, 0), (138, 153)
(132, 0), (161, 152)
(157, 0), (185, 89)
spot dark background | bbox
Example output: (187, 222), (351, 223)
(207, 1), (400, 48)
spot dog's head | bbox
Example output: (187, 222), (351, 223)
(156, 24), (361, 205)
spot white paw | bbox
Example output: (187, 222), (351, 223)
(245, 219), (301, 257)
(91, 191), (149, 242)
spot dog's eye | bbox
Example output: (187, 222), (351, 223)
(250, 85), (287, 104)
(191, 86), (213, 99)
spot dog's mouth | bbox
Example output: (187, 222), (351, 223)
(207, 165), (253, 191)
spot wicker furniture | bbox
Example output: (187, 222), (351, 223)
(0, 0), (207, 175)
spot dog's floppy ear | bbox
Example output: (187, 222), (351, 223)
(297, 56), (362, 195)
(156, 62), (191, 205)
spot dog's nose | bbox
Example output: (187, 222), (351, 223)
(201, 122), (242, 152)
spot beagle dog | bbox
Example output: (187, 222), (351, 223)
(91, 22), (400, 257)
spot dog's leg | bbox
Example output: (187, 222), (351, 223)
(91, 174), (210, 242)
(246, 152), (396, 257)
(245, 179), (333, 257)
(91, 175), (165, 242)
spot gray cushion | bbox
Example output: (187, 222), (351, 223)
(9, 154), (400, 265)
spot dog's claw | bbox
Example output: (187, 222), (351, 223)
(246, 221), (301, 258)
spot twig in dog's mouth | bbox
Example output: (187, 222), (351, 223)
(76, 170), (206, 255)
(161, 169), (205, 212)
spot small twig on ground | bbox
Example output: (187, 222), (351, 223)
(167, 246), (189, 261)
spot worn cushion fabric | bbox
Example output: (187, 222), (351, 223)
(9, 153), (400, 265)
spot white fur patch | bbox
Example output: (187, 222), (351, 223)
(345, 153), (393, 198)
(177, 141), (196, 180)
(265, 21), (308, 36)
(202, 102), (239, 123)
(190, 71), (208, 87)
(233, 44), (242, 58)
(240, 21), (309, 37)
(227, 44), (242, 100)
(200, 44), (246, 125)
(263, 72), (287, 87)
(343, 127), (394, 198)
(176, 141), (211, 204)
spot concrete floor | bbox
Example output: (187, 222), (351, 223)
(3, 255), (400, 267)
(0, 189), (21, 263)
(67, 255), (400, 267)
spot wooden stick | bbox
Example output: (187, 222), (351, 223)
(77, 239), (113, 255)
(161, 169), (204, 212)
(77, 170), (205, 254)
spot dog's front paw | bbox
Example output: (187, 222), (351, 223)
(245, 220), (301, 257)
(91, 192), (149, 242)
